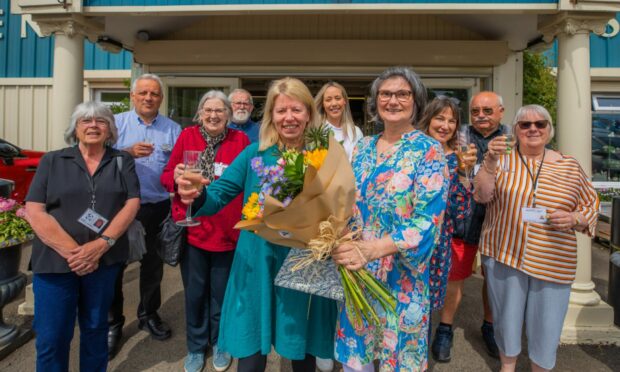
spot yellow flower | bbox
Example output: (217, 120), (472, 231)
(242, 192), (261, 220)
(304, 148), (328, 170)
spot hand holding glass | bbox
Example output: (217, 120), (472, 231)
(176, 150), (203, 227)
(502, 127), (515, 172)
(457, 127), (473, 182)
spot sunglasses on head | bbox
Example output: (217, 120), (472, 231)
(470, 107), (494, 116)
(517, 120), (549, 130)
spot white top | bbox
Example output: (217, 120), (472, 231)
(325, 121), (364, 161)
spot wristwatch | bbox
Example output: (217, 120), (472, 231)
(100, 235), (116, 247)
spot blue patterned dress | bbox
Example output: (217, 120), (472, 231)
(429, 153), (472, 310)
(335, 130), (448, 371)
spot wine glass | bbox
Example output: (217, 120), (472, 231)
(503, 126), (515, 172)
(457, 127), (472, 182)
(176, 150), (203, 227)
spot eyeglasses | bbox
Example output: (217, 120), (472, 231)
(202, 108), (226, 116)
(232, 101), (252, 107)
(517, 120), (549, 130)
(78, 118), (108, 127)
(470, 107), (495, 116)
(378, 90), (413, 102)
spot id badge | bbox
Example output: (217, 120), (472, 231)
(214, 162), (227, 177)
(78, 208), (109, 233)
(522, 207), (547, 224)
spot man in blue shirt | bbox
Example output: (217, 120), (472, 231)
(228, 88), (260, 143)
(108, 74), (181, 358)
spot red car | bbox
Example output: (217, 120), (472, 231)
(0, 139), (45, 203)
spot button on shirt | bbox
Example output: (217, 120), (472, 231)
(114, 111), (181, 204)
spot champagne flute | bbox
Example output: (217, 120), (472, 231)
(457, 127), (472, 182)
(176, 150), (203, 227)
(503, 126), (515, 172)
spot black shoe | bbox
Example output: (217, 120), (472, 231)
(108, 318), (124, 360)
(481, 321), (500, 359)
(138, 313), (171, 341)
(431, 323), (453, 362)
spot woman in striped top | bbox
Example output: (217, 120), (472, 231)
(473, 104), (598, 372)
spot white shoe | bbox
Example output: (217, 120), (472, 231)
(316, 357), (334, 372)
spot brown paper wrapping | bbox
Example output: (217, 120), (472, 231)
(234, 136), (356, 248)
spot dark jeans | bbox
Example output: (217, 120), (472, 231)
(33, 264), (121, 372)
(238, 352), (316, 372)
(109, 200), (170, 323)
(180, 244), (234, 352)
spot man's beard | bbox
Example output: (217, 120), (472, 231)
(232, 110), (251, 124)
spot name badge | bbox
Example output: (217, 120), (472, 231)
(214, 162), (228, 177)
(78, 208), (109, 233)
(522, 207), (547, 224)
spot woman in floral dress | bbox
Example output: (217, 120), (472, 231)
(332, 67), (449, 371)
(416, 97), (475, 312)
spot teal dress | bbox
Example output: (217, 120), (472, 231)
(195, 142), (338, 360)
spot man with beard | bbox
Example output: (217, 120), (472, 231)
(431, 91), (504, 362)
(228, 89), (260, 143)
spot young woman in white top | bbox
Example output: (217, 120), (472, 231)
(315, 82), (364, 160)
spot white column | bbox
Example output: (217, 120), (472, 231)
(51, 24), (84, 150)
(541, 12), (620, 344)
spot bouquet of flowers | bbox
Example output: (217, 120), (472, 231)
(235, 125), (396, 327)
(0, 196), (33, 248)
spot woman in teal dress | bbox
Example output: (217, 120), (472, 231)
(332, 67), (448, 371)
(176, 77), (337, 372)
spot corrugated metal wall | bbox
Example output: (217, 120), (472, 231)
(0, 81), (53, 150)
(84, 0), (557, 6)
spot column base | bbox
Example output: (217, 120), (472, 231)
(17, 284), (34, 316)
(561, 300), (620, 344)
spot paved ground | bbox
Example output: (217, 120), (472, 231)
(0, 242), (619, 371)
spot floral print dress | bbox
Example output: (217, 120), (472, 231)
(429, 153), (472, 310)
(335, 130), (448, 372)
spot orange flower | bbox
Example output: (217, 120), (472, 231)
(304, 148), (328, 170)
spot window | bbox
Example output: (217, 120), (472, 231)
(593, 95), (620, 111)
(592, 94), (620, 186)
(95, 90), (130, 107)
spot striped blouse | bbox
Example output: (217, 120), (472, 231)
(478, 150), (599, 284)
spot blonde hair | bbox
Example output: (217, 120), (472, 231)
(259, 77), (320, 151)
(314, 82), (356, 140)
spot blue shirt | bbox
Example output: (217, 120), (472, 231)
(228, 119), (260, 143)
(114, 110), (181, 204)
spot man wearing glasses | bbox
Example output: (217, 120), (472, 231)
(108, 74), (181, 359)
(432, 91), (504, 363)
(228, 88), (260, 143)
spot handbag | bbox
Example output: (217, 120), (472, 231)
(156, 208), (185, 266)
(116, 156), (147, 264)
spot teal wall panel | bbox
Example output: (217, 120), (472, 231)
(85, 0), (557, 5)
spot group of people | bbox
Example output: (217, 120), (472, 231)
(23, 67), (598, 372)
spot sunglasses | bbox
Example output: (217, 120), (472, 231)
(470, 107), (494, 116)
(517, 120), (549, 130)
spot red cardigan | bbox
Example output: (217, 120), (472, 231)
(161, 126), (250, 252)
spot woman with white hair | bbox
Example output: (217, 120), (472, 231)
(25, 101), (140, 371)
(474, 104), (599, 372)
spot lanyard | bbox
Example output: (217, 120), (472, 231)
(517, 146), (545, 207)
(82, 171), (97, 209)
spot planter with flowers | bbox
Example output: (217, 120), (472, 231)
(0, 197), (32, 347)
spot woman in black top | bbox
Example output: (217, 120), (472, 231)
(25, 101), (140, 371)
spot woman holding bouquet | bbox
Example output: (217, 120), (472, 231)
(332, 67), (449, 371)
(176, 77), (337, 372)
(314, 82), (364, 160)
(162, 90), (250, 372)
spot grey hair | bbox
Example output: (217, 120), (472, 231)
(64, 101), (118, 146)
(512, 104), (555, 144)
(193, 90), (232, 123)
(131, 73), (164, 97)
(469, 91), (504, 107)
(228, 88), (254, 106)
(367, 66), (427, 126)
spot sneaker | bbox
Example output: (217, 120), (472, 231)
(431, 323), (453, 362)
(184, 352), (205, 372)
(212, 345), (232, 372)
(481, 321), (500, 359)
(316, 357), (334, 371)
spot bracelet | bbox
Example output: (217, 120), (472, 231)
(482, 159), (496, 174)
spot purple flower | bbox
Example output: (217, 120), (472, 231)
(0, 198), (16, 213)
(15, 208), (26, 218)
(282, 197), (293, 207)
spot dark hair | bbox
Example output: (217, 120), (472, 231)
(367, 66), (427, 126)
(417, 96), (461, 150)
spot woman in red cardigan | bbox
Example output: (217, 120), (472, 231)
(161, 90), (250, 372)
